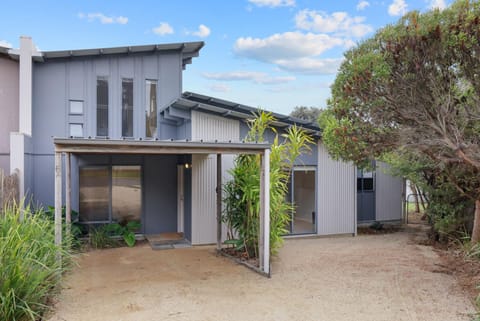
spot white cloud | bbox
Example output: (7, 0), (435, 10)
(356, 1), (370, 10)
(295, 9), (373, 37)
(78, 12), (128, 25)
(0, 40), (12, 48)
(191, 24), (211, 38)
(153, 22), (174, 36)
(234, 32), (344, 62)
(209, 83), (231, 93)
(388, 0), (408, 16)
(427, 0), (446, 10)
(248, 0), (295, 8)
(234, 32), (348, 75)
(203, 71), (295, 84)
(275, 57), (343, 74)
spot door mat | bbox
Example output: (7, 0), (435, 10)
(147, 237), (191, 250)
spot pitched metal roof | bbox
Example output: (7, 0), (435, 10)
(8, 41), (204, 68)
(165, 92), (322, 136)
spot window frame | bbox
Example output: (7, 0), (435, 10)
(78, 164), (143, 226)
(145, 79), (158, 138)
(96, 76), (109, 137)
(121, 78), (134, 137)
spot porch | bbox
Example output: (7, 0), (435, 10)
(53, 138), (272, 274)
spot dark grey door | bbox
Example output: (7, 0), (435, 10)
(357, 167), (376, 222)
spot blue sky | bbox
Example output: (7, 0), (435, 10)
(0, 0), (451, 115)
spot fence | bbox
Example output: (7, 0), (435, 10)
(0, 168), (19, 210)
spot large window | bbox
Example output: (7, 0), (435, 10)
(145, 80), (157, 138)
(79, 167), (110, 222)
(112, 166), (141, 224)
(96, 77), (109, 136)
(79, 165), (141, 225)
(122, 79), (134, 137)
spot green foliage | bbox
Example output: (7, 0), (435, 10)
(323, 0), (480, 242)
(223, 111), (314, 257)
(289, 106), (323, 123)
(0, 204), (72, 321)
(102, 220), (141, 247)
(44, 205), (83, 249)
(89, 225), (119, 249)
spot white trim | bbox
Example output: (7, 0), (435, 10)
(263, 149), (270, 275)
(177, 165), (184, 233)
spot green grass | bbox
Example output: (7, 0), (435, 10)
(0, 204), (72, 321)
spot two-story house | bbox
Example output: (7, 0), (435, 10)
(1, 36), (404, 274)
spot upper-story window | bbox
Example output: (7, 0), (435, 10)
(96, 77), (109, 136)
(145, 79), (157, 138)
(122, 78), (134, 137)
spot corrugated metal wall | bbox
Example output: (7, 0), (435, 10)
(317, 143), (356, 235)
(375, 162), (404, 221)
(191, 111), (239, 244)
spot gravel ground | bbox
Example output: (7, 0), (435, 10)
(47, 228), (476, 321)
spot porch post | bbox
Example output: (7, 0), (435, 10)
(54, 151), (63, 249)
(65, 152), (71, 240)
(216, 153), (222, 250)
(259, 149), (270, 275)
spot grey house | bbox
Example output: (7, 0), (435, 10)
(1, 37), (404, 261)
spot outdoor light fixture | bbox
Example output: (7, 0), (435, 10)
(184, 163), (192, 169)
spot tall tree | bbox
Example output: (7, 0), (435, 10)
(322, 0), (480, 242)
(290, 106), (323, 123)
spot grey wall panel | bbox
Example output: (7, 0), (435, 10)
(77, 154), (110, 166)
(32, 52), (183, 142)
(296, 143), (317, 166)
(32, 62), (66, 154)
(32, 155), (55, 207)
(67, 61), (85, 100)
(184, 166), (192, 242)
(144, 155), (178, 234)
(0, 57), (19, 172)
(158, 119), (178, 140)
(23, 136), (33, 201)
(0, 156), (9, 173)
(375, 162), (404, 221)
(159, 53), (181, 110)
(71, 154), (79, 212)
(191, 111), (239, 244)
(317, 143), (356, 235)
(239, 120), (317, 165)
(191, 154), (216, 244)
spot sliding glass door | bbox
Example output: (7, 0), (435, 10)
(79, 165), (142, 226)
(286, 167), (317, 235)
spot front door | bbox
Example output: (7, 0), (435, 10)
(357, 166), (376, 222)
(287, 167), (316, 235)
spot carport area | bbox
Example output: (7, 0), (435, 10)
(47, 229), (475, 321)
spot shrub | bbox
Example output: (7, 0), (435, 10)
(89, 225), (119, 249)
(0, 204), (71, 321)
(223, 111), (313, 257)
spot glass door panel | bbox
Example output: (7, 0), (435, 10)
(292, 170), (316, 234)
(112, 166), (141, 227)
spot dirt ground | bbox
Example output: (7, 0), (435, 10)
(47, 228), (476, 321)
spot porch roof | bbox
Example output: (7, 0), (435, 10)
(53, 137), (270, 155)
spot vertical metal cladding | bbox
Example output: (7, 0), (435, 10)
(191, 111), (239, 245)
(375, 162), (404, 221)
(317, 143), (356, 235)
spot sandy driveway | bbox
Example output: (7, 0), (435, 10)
(47, 229), (476, 321)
